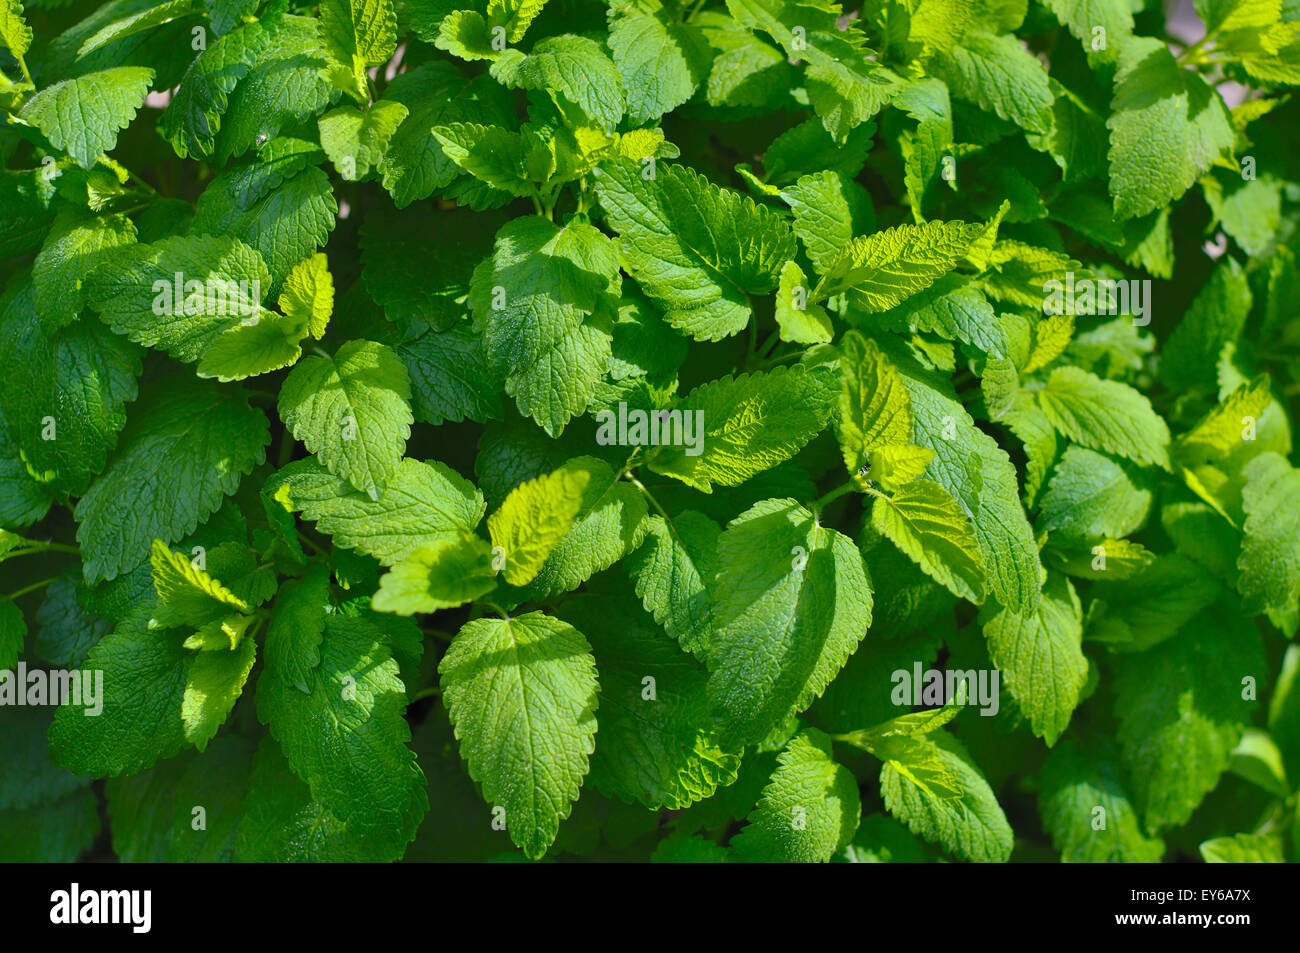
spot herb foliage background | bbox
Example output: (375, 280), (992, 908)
(2, 0), (1300, 863)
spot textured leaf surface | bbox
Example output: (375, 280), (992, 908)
(75, 378), (269, 583)
(709, 498), (873, 748)
(439, 612), (599, 859)
(279, 340), (412, 500)
(595, 158), (796, 341)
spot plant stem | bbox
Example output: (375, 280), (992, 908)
(629, 474), (675, 527)
(685, 0), (709, 21)
(5, 576), (59, 601)
(812, 481), (857, 512)
(751, 349), (803, 370)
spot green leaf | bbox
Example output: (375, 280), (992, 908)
(559, 593), (739, 810)
(730, 728), (860, 862)
(0, 408), (53, 529)
(1159, 257), (1252, 392)
(981, 572), (1086, 745)
(1238, 452), (1300, 634)
(486, 458), (590, 586)
(1200, 833), (1285, 863)
(264, 564), (329, 695)
(190, 163), (337, 293)
(1, 0), (32, 58)
(0, 281), (142, 498)
(215, 16), (335, 163)
(781, 169), (876, 273)
(235, 737), (373, 861)
(1114, 612), (1264, 833)
(873, 479), (987, 604)
(775, 260), (833, 344)
(0, 789), (100, 862)
(490, 35), (626, 131)
(76, 0), (203, 57)
(434, 10), (499, 62)
(878, 274), (1006, 359)
(49, 609), (251, 776)
(836, 330), (913, 478)
(259, 614), (427, 854)
(106, 735), (254, 862)
(378, 64), (514, 208)
(508, 456), (648, 603)
(725, 0), (897, 139)
(75, 378), (269, 583)
(34, 576), (110, 668)
(181, 637), (257, 749)
(1038, 739), (1164, 862)
(32, 211), (137, 329)
(20, 67), (154, 169)
(709, 498), (873, 748)
(1036, 366), (1171, 469)
(880, 732), (1013, 862)
(482, 0), (547, 41)
(1038, 445), (1154, 542)
(820, 220), (984, 313)
(277, 252), (333, 340)
(439, 611), (599, 859)
(267, 457), (486, 567)
(1086, 553), (1220, 650)
(372, 534), (498, 615)
(1175, 377), (1274, 468)
(149, 538), (249, 629)
(395, 323), (505, 427)
(430, 122), (536, 197)
(1048, 537), (1155, 581)
(886, 341), (1043, 612)
(320, 0), (398, 101)
(158, 19), (275, 160)
(625, 510), (721, 660)
(594, 157), (796, 342)
(318, 100), (409, 181)
(1041, 0), (1133, 64)
(84, 234), (271, 364)
(278, 340), (413, 501)
(648, 364), (837, 493)
(607, 3), (708, 125)
(929, 31), (1052, 135)
(469, 216), (619, 435)
(1107, 37), (1234, 220)
(195, 309), (306, 382)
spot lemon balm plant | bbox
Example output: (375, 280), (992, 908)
(1, 0), (1299, 864)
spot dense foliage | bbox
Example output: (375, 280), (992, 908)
(2, 0), (1300, 864)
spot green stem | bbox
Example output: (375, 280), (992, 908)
(482, 601), (511, 621)
(685, 0), (709, 22)
(629, 474), (675, 528)
(411, 685), (442, 703)
(757, 329), (781, 360)
(0, 540), (81, 562)
(277, 427), (296, 468)
(751, 349), (803, 371)
(16, 53), (32, 87)
(5, 576), (59, 601)
(118, 162), (158, 196)
(1177, 27), (1223, 67)
(614, 446), (643, 481)
(812, 481), (857, 512)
